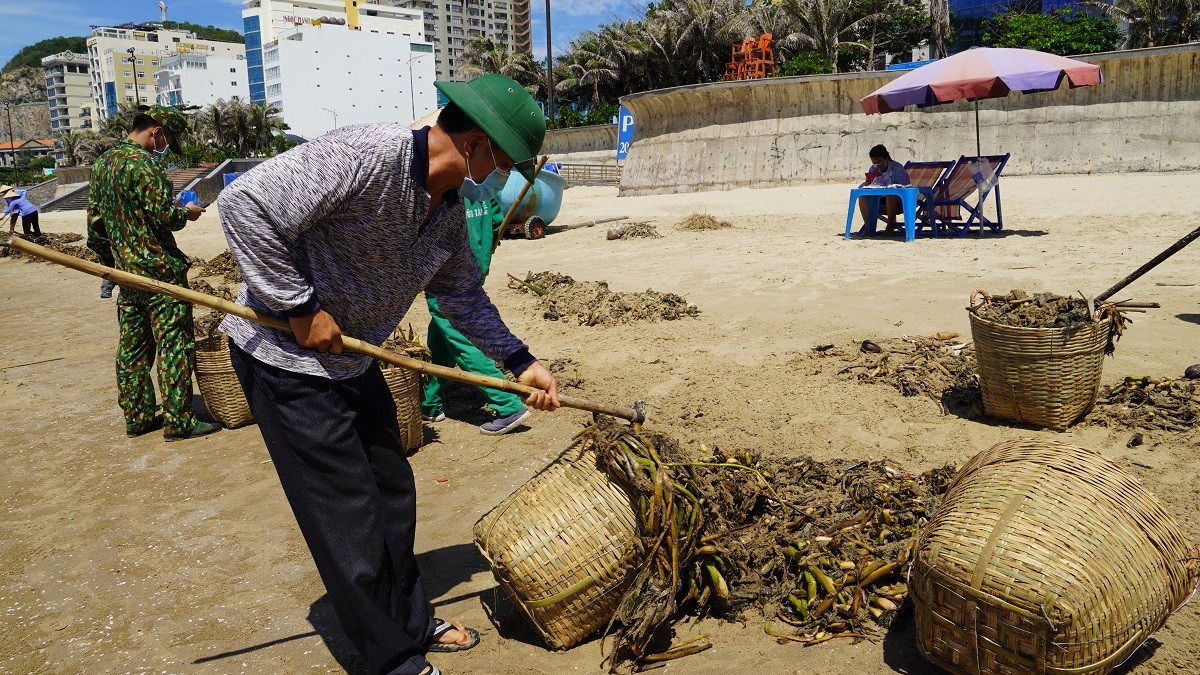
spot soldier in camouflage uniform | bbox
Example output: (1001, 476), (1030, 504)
(86, 105), (221, 441)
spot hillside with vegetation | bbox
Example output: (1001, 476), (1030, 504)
(161, 21), (242, 44)
(2, 36), (88, 73)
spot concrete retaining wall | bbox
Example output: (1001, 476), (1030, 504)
(191, 158), (269, 206)
(543, 124), (618, 165)
(54, 166), (91, 185)
(618, 44), (1200, 195)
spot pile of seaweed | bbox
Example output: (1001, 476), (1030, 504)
(508, 271), (700, 327)
(677, 214), (732, 231)
(1088, 376), (1199, 431)
(970, 289), (1132, 355)
(971, 290), (1095, 328)
(1, 232), (100, 263)
(190, 279), (234, 339)
(191, 250), (243, 283)
(581, 419), (955, 667)
(808, 335), (983, 417)
(606, 222), (661, 240)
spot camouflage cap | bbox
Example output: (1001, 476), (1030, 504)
(142, 104), (187, 154)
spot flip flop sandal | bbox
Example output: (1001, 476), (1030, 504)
(428, 618), (480, 653)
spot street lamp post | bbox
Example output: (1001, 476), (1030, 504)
(545, 0), (553, 125)
(3, 103), (15, 168)
(322, 107), (338, 130)
(126, 47), (141, 106)
(407, 54), (428, 123)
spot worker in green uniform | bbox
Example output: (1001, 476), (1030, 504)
(86, 105), (221, 441)
(422, 197), (531, 435)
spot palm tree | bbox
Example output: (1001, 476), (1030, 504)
(781, 0), (882, 73)
(930, 0), (950, 58)
(460, 38), (544, 97)
(555, 32), (620, 106)
(56, 130), (87, 167)
(1084, 0), (1199, 47)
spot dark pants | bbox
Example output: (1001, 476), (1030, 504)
(229, 343), (434, 675)
(21, 212), (41, 236)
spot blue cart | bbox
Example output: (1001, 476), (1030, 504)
(495, 169), (567, 239)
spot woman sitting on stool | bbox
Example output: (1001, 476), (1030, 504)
(856, 144), (909, 236)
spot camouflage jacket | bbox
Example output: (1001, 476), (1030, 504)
(86, 139), (190, 282)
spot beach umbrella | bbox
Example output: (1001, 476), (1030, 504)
(859, 47), (1103, 157)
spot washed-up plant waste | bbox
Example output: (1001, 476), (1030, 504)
(579, 418), (955, 669)
(1089, 376), (1199, 431)
(508, 271), (699, 326)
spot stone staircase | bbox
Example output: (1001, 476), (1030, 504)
(42, 166), (212, 212)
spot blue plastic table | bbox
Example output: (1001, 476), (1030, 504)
(843, 186), (934, 243)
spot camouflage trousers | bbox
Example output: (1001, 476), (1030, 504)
(116, 287), (198, 436)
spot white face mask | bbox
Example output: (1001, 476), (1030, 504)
(151, 129), (170, 158)
(459, 139), (509, 203)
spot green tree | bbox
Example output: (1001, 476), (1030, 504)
(779, 50), (833, 75)
(1084, 0), (1200, 47)
(161, 21), (243, 44)
(782, 0), (883, 74)
(2, 36), (88, 72)
(460, 38), (544, 97)
(555, 33), (620, 107)
(984, 9), (1121, 54)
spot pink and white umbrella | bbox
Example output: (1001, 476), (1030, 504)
(860, 47), (1103, 156)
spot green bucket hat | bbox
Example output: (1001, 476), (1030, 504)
(143, 104), (187, 154)
(434, 74), (545, 181)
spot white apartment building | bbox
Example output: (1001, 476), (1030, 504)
(260, 23), (437, 139)
(401, 0), (530, 82)
(242, 0), (426, 103)
(86, 23), (245, 120)
(156, 53), (250, 108)
(42, 52), (94, 141)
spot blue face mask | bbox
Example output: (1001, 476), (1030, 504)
(460, 140), (509, 203)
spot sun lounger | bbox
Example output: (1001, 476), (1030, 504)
(902, 160), (954, 235)
(931, 154), (1011, 234)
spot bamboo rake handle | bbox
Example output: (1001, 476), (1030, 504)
(6, 236), (644, 423)
(491, 155), (549, 255)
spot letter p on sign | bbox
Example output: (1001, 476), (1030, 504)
(616, 106), (634, 161)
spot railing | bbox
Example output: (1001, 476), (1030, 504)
(556, 163), (621, 186)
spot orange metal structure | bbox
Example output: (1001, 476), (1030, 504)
(723, 34), (774, 81)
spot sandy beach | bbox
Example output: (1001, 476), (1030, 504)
(2, 172), (1199, 674)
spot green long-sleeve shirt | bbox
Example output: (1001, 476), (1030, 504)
(87, 139), (190, 282)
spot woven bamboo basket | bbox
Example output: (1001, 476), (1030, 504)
(969, 302), (1112, 430)
(473, 442), (644, 650)
(912, 439), (1200, 675)
(380, 353), (425, 452)
(194, 333), (255, 429)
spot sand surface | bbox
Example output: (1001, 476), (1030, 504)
(2, 173), (1199, 674)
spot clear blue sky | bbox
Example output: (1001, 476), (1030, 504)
(0, 0), (638, 71)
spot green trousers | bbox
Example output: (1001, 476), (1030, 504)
(116, 286), (199, 436)
(422, 299), (525, 418)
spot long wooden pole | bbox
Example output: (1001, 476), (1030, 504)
(1095, 223), (1200, 302)
(491, 155), (549, 255)
(5, 236), (644, 423)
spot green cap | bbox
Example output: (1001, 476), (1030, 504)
(435, 74), (545, 181)
(143, 104), (188, 154)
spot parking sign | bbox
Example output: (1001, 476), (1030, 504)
(616, 106), (634, 160)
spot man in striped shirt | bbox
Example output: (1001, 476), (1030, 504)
(217, 75), (559, 675)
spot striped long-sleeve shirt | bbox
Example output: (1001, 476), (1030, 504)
(217, 123), (533, 380)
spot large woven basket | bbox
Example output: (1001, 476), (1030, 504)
(969, 307), (1111, 431)
(474, 442), (644, 650)
(194, 333), (255, 429)
(380, 359), (424, 452)
(912, 439), (1200, 675)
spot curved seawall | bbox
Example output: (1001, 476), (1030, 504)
(618, 44), (1200, 195)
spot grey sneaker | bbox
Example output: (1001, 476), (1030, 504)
(480, 409), (531, 436)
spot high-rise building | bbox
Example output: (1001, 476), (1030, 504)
(241, 0), (437, 138)
(241, 0), (427, 103)
(86, 24), (245, 120)
(41, 52), (94, 141)
(155, 53), (250, 107)
(401, 0), (531, 81)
